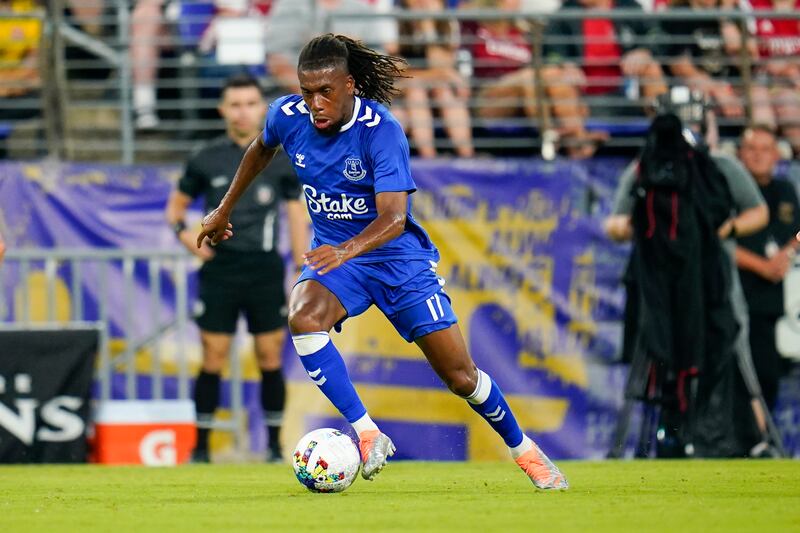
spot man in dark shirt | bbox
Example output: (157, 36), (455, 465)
(660, 1), (749, 122)
(165, 75), (307, 462)
(736, 125), (800, 415)
(543, 0), (666, 113)
(539, 0), (666, 158)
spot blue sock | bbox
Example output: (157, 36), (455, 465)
(292, 332), (367, 424)
(465, 369), (524, 447)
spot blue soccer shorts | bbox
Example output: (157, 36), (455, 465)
(296, 258), (457, 342)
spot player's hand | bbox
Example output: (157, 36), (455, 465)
(0, 240), (5, 264)
(197, 207), (233, 248)
(304, 244), (350, 275)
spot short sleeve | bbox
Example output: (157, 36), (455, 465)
(177, 155), (206, 199)
(611, 161), (638, 216)
(713, 153), (765, 212)
(263, 96), (291, 148)
(368, 120), (416, 194)
(271, 149), (302, 200)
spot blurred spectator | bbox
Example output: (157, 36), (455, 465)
(735, 125), (799, 414)
(543, 0), (667, 115)
(0, 0), (42, 157)
(131, 0), (274, 130)
(130, 0), (168, 129)
(462, 0), (604, 158)
(264, 0), (398, 95)
(195, 0), (271, 99)
(64, 0), (105, 36)
(396, 0), (473, 158)
(0, 0), (41, 104)
(661, 0), (774, 130)
(746, 0), (800, 155)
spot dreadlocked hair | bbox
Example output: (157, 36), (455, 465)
(298, 34), (407, 105)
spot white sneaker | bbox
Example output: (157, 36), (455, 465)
(136, 111), (159, 130)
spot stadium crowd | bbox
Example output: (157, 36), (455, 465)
(2, 0), (799, 159)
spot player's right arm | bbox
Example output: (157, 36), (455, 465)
(197, 136), (278, 248)
(198, 96), (295, 247)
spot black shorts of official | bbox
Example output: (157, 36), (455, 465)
(195, 249), (287, 335)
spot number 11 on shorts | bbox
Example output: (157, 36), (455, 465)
(425, 293), (445, 321)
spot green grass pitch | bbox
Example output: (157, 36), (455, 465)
(1, 460), (799, 532)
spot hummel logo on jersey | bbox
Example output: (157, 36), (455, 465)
(343, 157), (367, 181)
(303, 184), (368, 220)
(356, 106), (381, 128)
(295, 153), (306, 168)
(281, 100), (309, 116)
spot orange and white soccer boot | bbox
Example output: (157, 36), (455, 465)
(359, 430), (396, 481)
(515, 442), (569, 490)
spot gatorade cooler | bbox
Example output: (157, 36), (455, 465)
(93, 400), (196, 466)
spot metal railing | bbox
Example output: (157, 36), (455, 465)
(3, 5), (800, 161)
(0, 248), (247, 447)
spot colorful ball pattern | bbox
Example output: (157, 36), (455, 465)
(292, 428), (361, 493)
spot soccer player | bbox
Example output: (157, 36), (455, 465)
(197, 34), (568, 489)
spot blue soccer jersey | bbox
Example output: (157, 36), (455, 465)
(263, 94), (439, 263)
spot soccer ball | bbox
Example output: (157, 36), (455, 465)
(292, 428), (361, 493)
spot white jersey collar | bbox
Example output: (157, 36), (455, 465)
(339, 96), (361, 132)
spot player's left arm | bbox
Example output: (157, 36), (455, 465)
(304, 191), (408, 275)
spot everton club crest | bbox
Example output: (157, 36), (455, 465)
(343, 157), (367, 182)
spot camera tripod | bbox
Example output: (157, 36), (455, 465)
(608, 335), (787, 458)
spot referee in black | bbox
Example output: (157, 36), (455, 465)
(165, 75), (307, 463)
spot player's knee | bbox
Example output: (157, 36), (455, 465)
(445, 366), (478, 397)
(287, 304), (326, 334)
